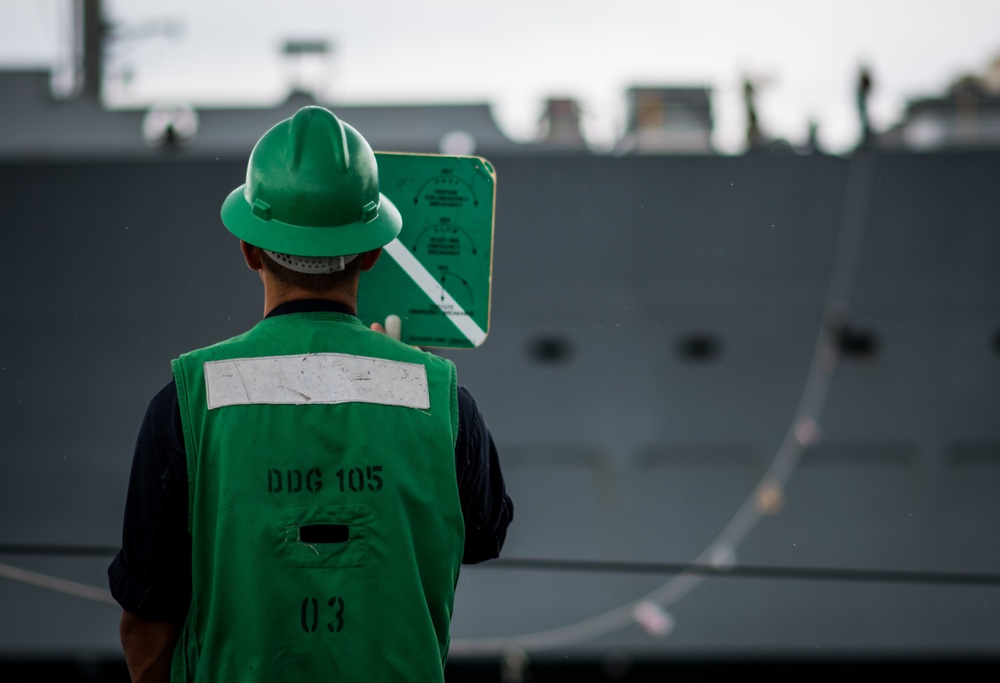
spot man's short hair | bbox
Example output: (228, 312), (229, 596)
(260, 250), (363, 294)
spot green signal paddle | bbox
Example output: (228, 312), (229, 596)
(359, 153), (496, 349)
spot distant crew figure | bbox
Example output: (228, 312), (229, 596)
(857, 64), (874, 146)
(806, 118), (821, 155)
(744, 77), (765, 148)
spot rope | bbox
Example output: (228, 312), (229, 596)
(0, 561), (117, 606)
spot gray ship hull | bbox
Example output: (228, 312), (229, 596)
(1, 150), (998, 663)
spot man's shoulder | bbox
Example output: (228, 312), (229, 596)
(171, 321), (457, 379)
(174, 327), (260, 362)
(363, 329), (457, 377)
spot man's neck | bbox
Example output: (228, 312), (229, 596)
(262, 287), (357, 319)
(265, 299), (358, 319)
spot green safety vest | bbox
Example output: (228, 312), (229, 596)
(170, 311), (464, 682)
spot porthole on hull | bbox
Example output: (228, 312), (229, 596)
(676, 333), (722, 362)
(528, 335), (575, 364)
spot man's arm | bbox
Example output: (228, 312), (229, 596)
(120, 611), (181, 683)
(456, 386), (513, 563)
(109, 382), (192, 679)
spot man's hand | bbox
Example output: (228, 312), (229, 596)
(369, 314), (402, 341)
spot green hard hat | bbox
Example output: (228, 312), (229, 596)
(221, 106), (401, 257)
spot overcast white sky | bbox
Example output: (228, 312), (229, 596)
(2, 0), (999, 152)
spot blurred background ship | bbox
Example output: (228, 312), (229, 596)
(1, 1), (999, 680)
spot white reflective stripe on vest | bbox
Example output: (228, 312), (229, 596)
(204, 353), (430, 410)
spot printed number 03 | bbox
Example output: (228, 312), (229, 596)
(301, 597), (345, 633)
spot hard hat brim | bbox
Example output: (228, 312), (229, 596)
(220, 186), (403, 257)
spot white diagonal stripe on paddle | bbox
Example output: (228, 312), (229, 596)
(383, 238), (487, 347)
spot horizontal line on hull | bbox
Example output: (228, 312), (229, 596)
(6, 544), (999, 588)
(486, 557), (1000, 587)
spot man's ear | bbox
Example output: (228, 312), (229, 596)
(241, 241), (264, 271)
(359, 247), (382, 272)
